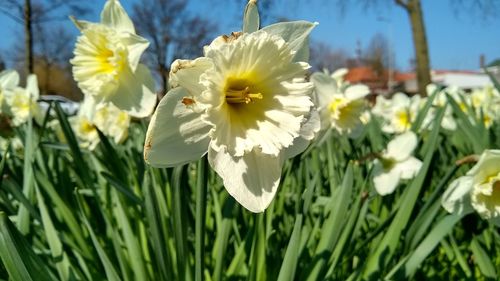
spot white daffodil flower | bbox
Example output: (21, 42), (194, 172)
(373, 131), (423, 195)
(421, 84), (457, 131)
(381, 93), (421, 134)
(0, 70), (20, 114)
(93, 102), (130, 144)
(69, 114), (100, 150)
(311, 70), (369, 136)
(442, 150), (500, 225)
(145, 17), (318, 212)
(70, 0), (156, 118)
(4, 75), (43, 126)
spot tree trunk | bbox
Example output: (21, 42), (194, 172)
(24, 0), (34, 74)
(407, 0), (431, 96)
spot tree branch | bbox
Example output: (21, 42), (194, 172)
(394, 0), (409, 10)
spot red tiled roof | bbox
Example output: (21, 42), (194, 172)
(345, 67), (381, 83)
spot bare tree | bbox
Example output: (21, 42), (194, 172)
(33, 24), (80, 98)
(363, 33), (395, 76)
(309, 41), (350, 72)
(0, 0), (89, 74)
(335, 0), (500, 96)
(133, 0), (217, 95)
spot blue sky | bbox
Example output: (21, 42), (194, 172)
(0, 0), (498, 71)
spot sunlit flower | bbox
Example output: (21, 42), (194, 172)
(421, 84), (456, 131)
(372, 131), (422, 195)
(311, 70), (369, 135)
(442, 150), (500, 225)
(0, 70), (20, 114)
(145, 21), (318, 212)
(381, 93), (420, 134)
(4, 75), (43, 126)
(70, 115), (100, 150)
(93, 102), (130, 144)
(70, 0), (156, 118)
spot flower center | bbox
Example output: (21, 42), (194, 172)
(224, 77), (262, 104)
(380, 157), (396, 171)
(396, 109), (411, 128)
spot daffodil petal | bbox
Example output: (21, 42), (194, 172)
(310, 72), (338, 110)
(284, 109), (320, 159)
(373, 162), (401, 196)
(0, 70), (19, 89)
(261, 20), (317, 62)
(26, 74), (39, 100)
(395, 156), (422, 179)
(345, 84), (370, 100)
(208, 145), (282, 213)
(170, 58), (213, 95)
(100, 0), (135, 33)
(122, 33), (150, 72)
(386, 131), (417, 161)
(144, 87), (211, 167)
(108, 64), (156, 118)
(442, 176), (474, 215)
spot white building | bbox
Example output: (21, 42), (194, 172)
(431, 70), (492, 90)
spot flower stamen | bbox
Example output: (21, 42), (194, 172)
(226, 86), (263, 104)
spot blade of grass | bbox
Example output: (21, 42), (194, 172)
(470, 237), (497, 279)
(195, 157), (208, 281)
(17, 115), (35, 234)
(386, 213), (464, 279)
(277, 214), (303, 281)
(75, 192), (123, 281)
(34, 184), (72, 280)
(0, 212), (56, 281)
(306, 164), (353, 281)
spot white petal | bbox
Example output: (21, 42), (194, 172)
(144, 87), (211, 167)
(0, 70), (19, 89)
(310, 72), (337, 110)
(243, 0), (259, 33)
(69, 16), (94, 31)
(373, 162), (401, 196)
(26, 74), (39, 99)
(261, 21), (317, 62)
(331, 68), (348, 80)
(108, 64), (157, 118)
(122, 33), (150, 72)
(100, 0), (135, 33)
(395, 156), (422, 179)
(170, 58), (213, 95)
(386, 131), (417, 161)
(469, 150), (500, 181)
(284, 109), (320, 159)
(345, 84), (370, 100)
(208, 145), (282, 212)
(441, 176), (474, 215)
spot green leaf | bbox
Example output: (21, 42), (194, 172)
(387, 213), (463, 279)
(306, 164), (353, 280)
(277, 214), (303, 281)
(0, 212), (56, 281)
(76, 193), (123, 281)
(470, 237), (497, 278)
(195, 157), (208, 281)
(34, 185), (72, 280)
